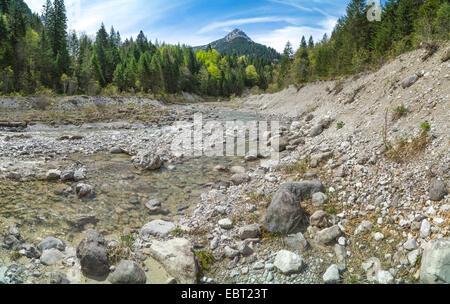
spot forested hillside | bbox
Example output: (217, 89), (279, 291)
(277, 0), (449, 87)
(0, 0), (448, 97)
(0, 0), (276, 96)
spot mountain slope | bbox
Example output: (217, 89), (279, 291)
(196, 29), (281, 61)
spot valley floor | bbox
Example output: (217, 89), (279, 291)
(0, 45), (449, 285)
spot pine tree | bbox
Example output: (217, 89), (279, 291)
(308, 36), (314, 49)
(278, 41), (293, 88)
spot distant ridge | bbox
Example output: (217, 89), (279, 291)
(195, 29), (281, 62)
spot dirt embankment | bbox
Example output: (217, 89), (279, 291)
(236, 44), (449, 152)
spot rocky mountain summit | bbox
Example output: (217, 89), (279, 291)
(224, 29), (252, 42)
(195, 29), (280, 61)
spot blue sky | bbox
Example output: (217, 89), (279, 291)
(24, 0), (360, 52)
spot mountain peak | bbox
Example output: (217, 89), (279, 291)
(224, 29), (252, 42)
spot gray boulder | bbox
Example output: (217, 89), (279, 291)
(145, 199), (162, 213)
(429, 178), (448, 201)
(310, 210), (328, 228)
(263, 181), (325, 234)
(323, 264), (340, 284)
(273, 250), (303, 274)
(73, 168), (86, 181)
(38, 237), (65, 252)
(401, 74), (419, 89)
(140, 220), (175, 238)
(75, 183), (94, 198)
(132, 151), (163, 171)
(40, 248), (64, 266)
(60, 170), (75, 181)
(284, 232), (310, 253)
(108, 260), (146, 284)
(312, 192), (328, 206)
(238, 224), (261, 240)
(231, 173), (250, 185)
(314, 225), (342, 245)
(76, 229), (110, 278)
(310, 125), (323, 137)
(420, 238), (450, 284)
(46, 169), (61, 181)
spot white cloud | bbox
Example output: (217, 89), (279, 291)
(252, 17), (337, 52)
(24, 0), (186, 38)
(198, 16), (296, 34)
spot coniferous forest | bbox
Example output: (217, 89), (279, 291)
(0, 0), (448, 97)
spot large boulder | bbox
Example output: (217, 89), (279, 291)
(148, 238), (198, 284)
(76, 229), (110, 278)
(263, 181), (325, 234)
(132, 151), (163, 171)
(108, 260), (146, 284)
(420, 238), (450, 284)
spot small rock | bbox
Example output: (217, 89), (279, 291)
(218, 218), (233, 230)
(60, 170), (75, 181)
(310, 210), (328, 228)
(273, 250), (303, 274)
(284, 232), (309, 253)
(145, 199), (162, 213)
(110, 147), (123, 154)
(48, 271), (70, 284)
(429, 179), (448, 201)
(75, 183), (94, 198)
(140, 220), (175, 238)
(238, 224), (261, 240)
(420, 219), (431, 238)
(404, 238), (418, 251)
(40, 248), (64, 266)
(373, 232), (384, 241)
(46, 169), (61, 181)
(312, 192), (328, 206)
(38, 237), (65, 252)
(231, 173), (250, 185)
(108, 260), (146, 284)
(314, 225), (342, 244)
(323, 264), (340, 284)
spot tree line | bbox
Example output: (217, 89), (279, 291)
(0, 0), (448, 96)
(277, 0), (449, 88)
(0, 0), (277, 96)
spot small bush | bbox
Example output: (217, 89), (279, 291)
(386, 122), (431, 162)
(337, 121), (345, 129)
(195, 250), (214, 271)
(392, 104), (408, 121)
(32, 97), (53, 110)
(420, 121), (431, 133)
(283, 159), (308, 174)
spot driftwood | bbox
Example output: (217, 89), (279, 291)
(0, 121), (28, 128)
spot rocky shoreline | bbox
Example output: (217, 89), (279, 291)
(1, 72), (449, 284)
